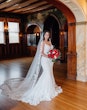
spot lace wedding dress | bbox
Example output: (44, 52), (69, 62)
(0, 34), (62, 106)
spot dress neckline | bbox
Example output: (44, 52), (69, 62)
(44, 43), (51, 47)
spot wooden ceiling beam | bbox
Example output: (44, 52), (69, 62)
(22, 4), (53, 14)
(0, 0), (53, 14)
(0, 0), (22, 9)
(2, 0), (38, 12)
(12, 1), (47, 13)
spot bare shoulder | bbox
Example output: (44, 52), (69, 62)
(40, 41), (45, 46)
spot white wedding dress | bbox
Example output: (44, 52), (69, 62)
(20, 43), (62, 105)
(0, 38), (62, 106)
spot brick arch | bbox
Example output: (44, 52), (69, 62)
(45, 0), (77, 79)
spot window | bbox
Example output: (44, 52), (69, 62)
(0, 22), (5, 44)
(8, 22), (19, 32)
(9, 33), (19, 44)
(8, 22), (19, 43)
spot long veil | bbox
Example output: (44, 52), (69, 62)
(0, 32), (43, 99)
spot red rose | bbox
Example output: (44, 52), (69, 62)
(48, 49), (61, 62)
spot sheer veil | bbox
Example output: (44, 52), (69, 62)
(0, 32), (43, 99)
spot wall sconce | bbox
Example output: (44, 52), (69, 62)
(19, 33), (23, 37)
(60, 31), (64, 36)
(33, 32), (40, 37)
(36, 32), (40, 36)
(4, 26), (8, 32)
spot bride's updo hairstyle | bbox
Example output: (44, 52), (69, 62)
(43, 30), (51, 41)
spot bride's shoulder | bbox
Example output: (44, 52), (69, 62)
(41, 41), (45, 45)
(40, 41), (45, 51)
(40, 41), (45, 49)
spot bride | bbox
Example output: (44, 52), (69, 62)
(0, 30), (62, 105)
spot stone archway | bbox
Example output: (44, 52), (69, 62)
(44, 0), (86, 80)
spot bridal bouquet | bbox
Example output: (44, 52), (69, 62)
(48, 49), (61, 62)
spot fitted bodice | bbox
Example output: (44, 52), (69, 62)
(44, 44), (53, 55)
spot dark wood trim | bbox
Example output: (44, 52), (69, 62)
(7, 18), (20, 22)
(67, 52), (77, 80)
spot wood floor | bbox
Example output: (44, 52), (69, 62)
(0, 57), (87, 110)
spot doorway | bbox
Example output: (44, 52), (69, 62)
(44, 0), (76, 80)
(26, 24), (41, 56)
(44, 14), (67, 79)
(44, 14), (68, 62)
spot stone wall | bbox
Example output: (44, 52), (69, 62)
(76, 22), (87, 82)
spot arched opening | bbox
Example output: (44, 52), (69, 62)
(27, 24), (41, 46)
(26, 24), (41, 56)
(44, 14), (68, 79)
(45, 0), (76, 80)
(44, 14), (68, 62)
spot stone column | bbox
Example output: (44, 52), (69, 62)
(76, 22), (87, 82)
(86, 23), (87, 82)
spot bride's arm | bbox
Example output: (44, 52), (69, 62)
(40, 41), (48, 58)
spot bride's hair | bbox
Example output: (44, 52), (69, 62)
(43, 30), (51, 41)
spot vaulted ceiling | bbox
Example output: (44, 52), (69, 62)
(0, 0), (54, 14)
